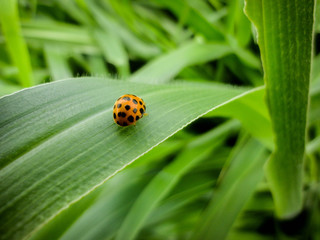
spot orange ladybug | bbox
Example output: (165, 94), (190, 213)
(113, 94), (147, 127)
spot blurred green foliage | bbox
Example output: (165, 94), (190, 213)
(0, 0), (263, 92)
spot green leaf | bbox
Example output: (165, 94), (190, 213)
(192, 136), (268, 240)
(87, 55), (109, 77)
(130, 41), (232, 83)
(93, 29), (129, 77)
(152, 0), (225, 41)
(0, 0), (34, 87)
(22, 20), (96, 53)
(55, 167), (149, 240)
(0, 77), (251, 240)
(244, 0), (315, 218)
(29, 140), (182, 240)
(86, 0), (160, 59)
(44, 44), (73, 81)
(145, 173), (216, 228)
(207, 87), (273, 150)
(0, 81), (23, 97)
(56, 0), (94, 25)
(116, 120), (240, 240)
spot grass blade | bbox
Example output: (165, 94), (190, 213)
(210, 87), (273, 150)
(116, 120), (240, 240)
(192, 136), (268, 240)
(0, 0), (34, 87)
(152, 0), (225, 41)
(245, 0), (315, 218)
(130, 41), (232, 83)
(93, 29), (129, 77)
(86, 0), (160, 59)
(44, 44), (73, 81)
(0, 77), (251, 240)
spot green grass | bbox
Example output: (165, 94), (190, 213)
(245, 0), (315, 218)
(0, 0), (319, 240)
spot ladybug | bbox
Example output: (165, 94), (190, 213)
(113, 94), (147, 127)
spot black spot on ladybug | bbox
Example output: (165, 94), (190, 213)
(143, 105), (146, 110)
(133, 108), (137, 113)
(123, 96), (131, 101)
(121, 112), (126, 117)
(122, 122), (128, 126)
(136, 116), (140, 121)
(125, 105), (131, 110)
(128, 115), (134, 122)
(139, 101), (143, 105)
(113, 113), (116, 119)
(117, 121), (120, 125)
(118, 112), (122, 117)
(140, 108), (144, 114)
(132, 99), (138, 104)
(117, 103), (122, 108)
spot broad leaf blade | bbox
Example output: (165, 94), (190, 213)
(245, 0), (315, 218)
(0, 77), (250, 240)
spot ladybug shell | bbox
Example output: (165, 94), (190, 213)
(113, 94), (146, 127)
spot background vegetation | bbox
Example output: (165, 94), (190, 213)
(0, 0), (319, 239)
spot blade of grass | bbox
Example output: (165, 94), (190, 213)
(145, 174), (215, 227)
(21, 20), (100, 55)
(0, 77), (253, 240)
(0, 0), (34, 87)
(92, 29), (129, 77)
(0, 80), (23, 97)
(192, 136), (269, 240)
(132, 3), (192, 45)
(108, 0), (173, 49)
(234, 0), (251, 47)
(207, 87), (273, 150)
(87, 55), (109, 77)
(130, 41), (232, 83)
(56, 0), (94, 25)
(245, 0), (315, 218)
(22, 21), (94, 45)
(307, 135), (320, 155)
(32, 165), (148, 240)
(116, 120), (240, 240)
(225, 0), (241, 35)
(29, 139), (182, 240)
(44, 44), (73, 81)
(86, 0), (160, 59)
(152, 0), (225, 41)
